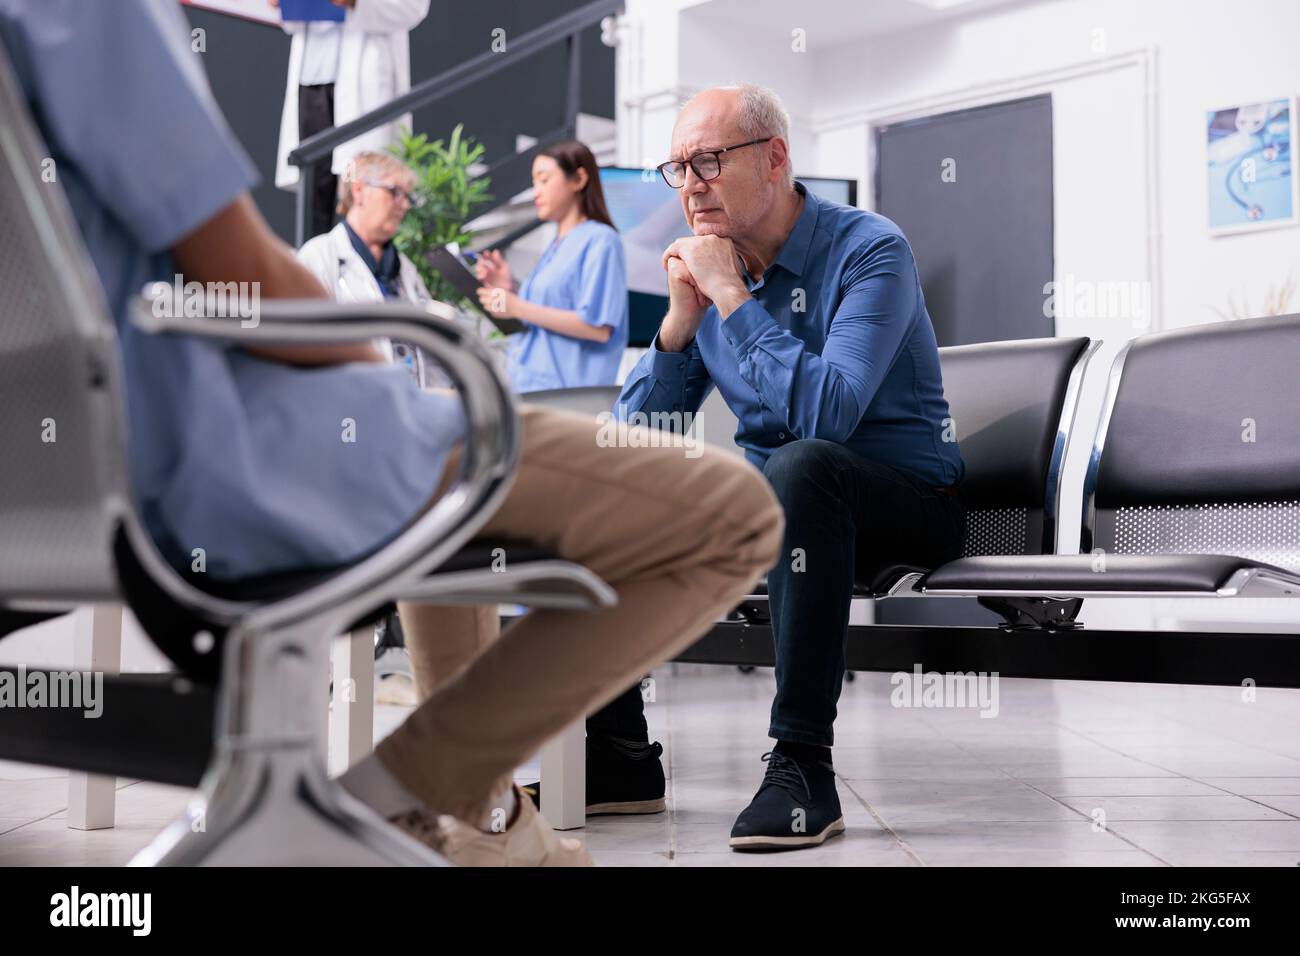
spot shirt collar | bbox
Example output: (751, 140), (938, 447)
(342, 219), (401, 285)
(768, 180), (819, 281)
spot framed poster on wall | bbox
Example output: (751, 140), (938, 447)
(1206, 96), (1296, 235)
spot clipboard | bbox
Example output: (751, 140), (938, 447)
(279, 0), (346, 22)
(426, 245), (524, 334)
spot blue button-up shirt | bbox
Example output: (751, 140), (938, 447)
(618, 183), (964, 488)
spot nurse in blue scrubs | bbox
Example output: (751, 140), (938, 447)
(475, 141), (628, 393)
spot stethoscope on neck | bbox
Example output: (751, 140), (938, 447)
(336, 253), (383, 302)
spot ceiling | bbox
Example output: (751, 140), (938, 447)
(681, 0), (1040, 47)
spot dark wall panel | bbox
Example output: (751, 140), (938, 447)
(874, 94), (1054, 347)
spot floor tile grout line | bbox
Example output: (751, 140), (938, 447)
(940, 733), (1179, 864)
(664, 672), (678, 862)
(1040, 680), (1300, 762)
(1042, 720), (1300, 813)
(837, 776), (926, 866)
(1160, 772), (1300, 821)
(851, 724), (1182, 862)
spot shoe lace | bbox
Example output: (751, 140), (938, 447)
(759, 750), (812, 801)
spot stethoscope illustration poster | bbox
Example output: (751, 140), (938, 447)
(1207, 97), (1297, 234)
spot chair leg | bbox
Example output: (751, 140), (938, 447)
(130, 621), (445, 867)
(68, 604), (121, 831)
(540, 719), (585, 830)
(329, 626), (376, 775)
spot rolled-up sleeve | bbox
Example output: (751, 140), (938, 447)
(720, 233), (918, 443)
(2, 0), (258, 253)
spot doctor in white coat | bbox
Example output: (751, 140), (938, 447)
(271, 0), (430, 237)
(298, 151), (448, 379)
(297, 151), (431, 305)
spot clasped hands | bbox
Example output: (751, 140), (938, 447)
(661, 235), (752, 320)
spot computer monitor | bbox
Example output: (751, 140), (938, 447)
(598, 168), (859, 346)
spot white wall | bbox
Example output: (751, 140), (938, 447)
(0, 610), (171, 673)
(619, 0), (1300, 333)
(614, 0), (1300, 631)
(809, 0), (1300, 333)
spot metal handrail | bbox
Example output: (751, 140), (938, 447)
(288, 0), (621, 244)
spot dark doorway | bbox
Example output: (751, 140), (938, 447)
(874, 94), (1054, 347)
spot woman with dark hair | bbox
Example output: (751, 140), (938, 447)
(476, 140), (629, 393)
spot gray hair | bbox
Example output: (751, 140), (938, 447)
(719, 83), (793, 188)
(337, 151), (418, 214)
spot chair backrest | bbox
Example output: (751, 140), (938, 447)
(939, 336), (1096, 557)
(0, 43), (130, 603)
(1086, 313), (1300, 572)
(525, 349), (1098, 562)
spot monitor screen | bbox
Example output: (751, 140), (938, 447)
(598, 168), (858, 346)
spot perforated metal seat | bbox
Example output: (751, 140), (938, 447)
(922, 553), (1300, 597)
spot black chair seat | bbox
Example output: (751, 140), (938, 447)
(432, 541), (555, 573)
(190, 539), (557, 602)
(920, 553), (1298, 595)
(0, 609), (66, 642)
(118, 530), (568, 683)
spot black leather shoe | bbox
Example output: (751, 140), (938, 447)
(522, 736), (666, 816)
(729, 750), (844, 850)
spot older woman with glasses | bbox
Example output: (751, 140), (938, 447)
(297, 151), (431, 307)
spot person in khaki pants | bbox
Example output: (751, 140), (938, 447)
(0, 0), (780, 870)
(338, 405), (783, 865)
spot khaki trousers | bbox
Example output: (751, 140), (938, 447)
(374, 404), (783, 822)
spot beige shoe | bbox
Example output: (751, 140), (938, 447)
(389, 784), (592, 867)
(374, 672), (418, 706)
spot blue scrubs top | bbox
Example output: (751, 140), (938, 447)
(508, 219), (629, 393)
(0, 0), (464, 580)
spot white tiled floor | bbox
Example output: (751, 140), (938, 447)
(3, 664), (1300, 866)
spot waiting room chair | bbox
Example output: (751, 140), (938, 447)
(711, 335), (1099, 640)
(0, 43), (613, 865)
(914, 314), (1300, 616)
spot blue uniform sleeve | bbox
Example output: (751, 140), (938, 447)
(0, 0), (258, 253)
(574, 230), (629, 330)
(719, 233), (919, 443)
(615, 329), (714, 422)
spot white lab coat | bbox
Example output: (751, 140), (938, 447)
(297, 220), (432, 306)
(298, 221), (464, 382)
(274, 0), (430, 190)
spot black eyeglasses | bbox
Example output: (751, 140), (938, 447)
(363, 179), (425, 208)
(656, 137), (773, 188)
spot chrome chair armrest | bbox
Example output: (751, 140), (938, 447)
(129, 296), (520, 634)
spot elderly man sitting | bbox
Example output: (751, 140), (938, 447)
(606, 83), (969, 851)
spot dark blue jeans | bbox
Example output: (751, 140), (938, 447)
(763, 440), (965, 747)
(587, 439), (965, 750)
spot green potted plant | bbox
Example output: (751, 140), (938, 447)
(389, 123), (492, 308)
